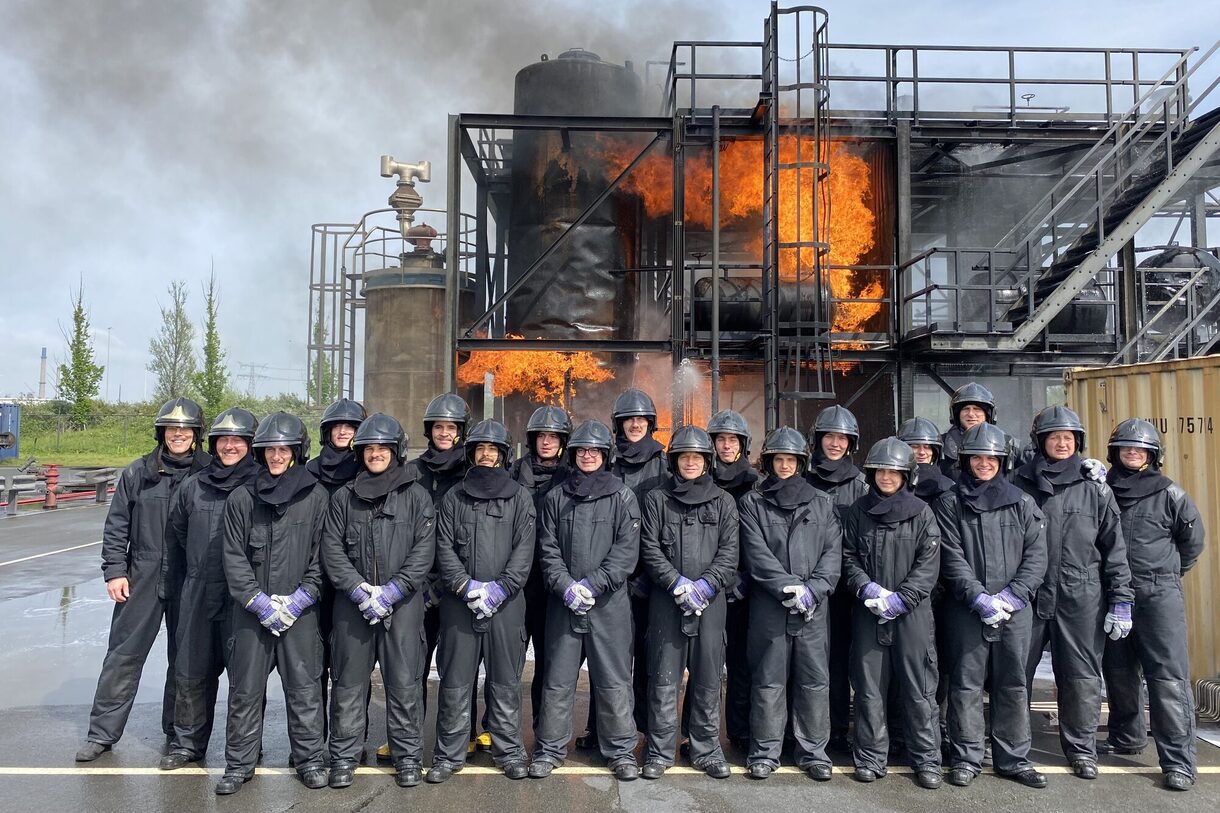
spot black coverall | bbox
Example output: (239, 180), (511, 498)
(509, 454), (567, 728)
(321, 478), (435, 770)
(1012, 461), (1131, 764)
(163, 461), (256, 758)
(933, 488), (1046, 777)
(842, 497), (942, 774)
(806, 464), (867, 743)
(85, 448), (208, 745)
(640, 482), (739, 768)
(739, 488), (842, 770)
(1102, 481), (1205, 778)
(432, 480), (535, 768)
(608, 451), (668, 733)
(714, 464), (759, 745)
(221, 481), (329, 776)
(532, 480), (641, 766)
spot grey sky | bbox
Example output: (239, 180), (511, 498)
(3, 0), (1216, 403)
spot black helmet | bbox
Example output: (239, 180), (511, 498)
(207, 408), (258, 453)
(423, 393), (471, 440)
(320, 398), (367, 434)
(897, 417), (942, 460)
(811, 405), (860, 454)
(353, 412), (408, 463)
(667, 425), (714, 474)
(863, 437), (919, 490)
(252, 411), (311, 465)
(1031, 405), (1086, 455)
(465, 419), (512, 467)
(1107, 418), (1164, 469)
(526, 405), (573, 443)
(706, 409), (751, 456)
(566, 420), (613, 469)
(958, 423), (1008, 460)
(611, 388), (657, 434)
(154, 397), (205, 444)
(760, 426), (809, 474)
(949, 382), (997, 427)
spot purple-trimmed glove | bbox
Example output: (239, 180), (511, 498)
(564, 581), (596, 614)
(362, 580), (404, 624)
(995, 587), (1026, 613)
(348, 582), (380, 626)
(1082, 458), (1108, 483)
(463, 579), (488, 600)
(689, 578), (716, 608)
(858, 582), (889, 601)
(781, 584), (817, 620)
(468, 580), (508, 619)
(866, 592), (909, 623)
(1104, 602), (1133, 640)
(246, 592), (284, 636)
(271, 586), (315, 631)
(727, 571), (748, 603)
(671, 576), (706, 616)
(970, 592), (1012, 627)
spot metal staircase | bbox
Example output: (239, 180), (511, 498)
(993, 42), (1220, 351)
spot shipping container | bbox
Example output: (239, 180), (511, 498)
(1064, 356), (1219, 687)
(0, 403), (19, 461)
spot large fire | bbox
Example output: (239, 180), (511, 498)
(456, 334), (614, 402)
(596, 135), (883, 336)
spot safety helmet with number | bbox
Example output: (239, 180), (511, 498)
(154, 397), (205, 445)
(1107, 418), (1164, 469)
(353, 412), (408, 463)
(252, 411), (311, 465)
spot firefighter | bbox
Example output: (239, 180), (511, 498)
(639, 426), (738, 779)
(932, 422), (1048, 789)
(305, 397), (366, 743)
(898, 417), (955, 502)
(575, 388), (668, 747)
(160, 407), (260, 771)
(322, 413), (435, 789)
(528, 420), (642, 781)
(1101, 419), (1205, 792)
(428, 420), (535, 783)
(842, 437), (942, 789)
(509, 405), (572, 730)
(75, 398), (210, 763)
(707, 409), (758, 753)
(1011, 406), (1132, 779)
(805, 404), (867, 753)
(739, 427), (842, 781)
(216, 412), (330, 794)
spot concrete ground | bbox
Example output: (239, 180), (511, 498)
(0, 504), (1216, 812)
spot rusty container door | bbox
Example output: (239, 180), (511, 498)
(1064, 357), (1219, 684)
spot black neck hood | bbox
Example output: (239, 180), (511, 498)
(198, 453), (259, 492)
(759, 472), (817, 509)
(861, 486), (927, 524)
(668, 472), (719, 505)
(956, 472), (1023, 511)
(615, 435), (664, 466)
(418, 443), (467, 478)
(714, 455), (759, 492)
(459, 465), (518, 500)
(1020, 453), (1084, 495)
(352, 460), (418, 503)
(562, 468), (623, 500)
(253, 464), (318, 508)
(1107, 464), (1172, 503)
(810, 453), (861, 485)
(307, 444), (361, 487)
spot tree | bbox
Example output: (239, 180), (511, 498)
(147, 280), (197, 403)
(307, 301), (339, 406)
(57, 286), (105, 429)
(191, 272), (228, 417)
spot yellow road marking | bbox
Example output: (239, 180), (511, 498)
(1, 765), (1215, 776)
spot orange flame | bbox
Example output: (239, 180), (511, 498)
(456, 334), (615, 403)
(594, 136), (882, 337)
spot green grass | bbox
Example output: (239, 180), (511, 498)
(18, 417), (154, 468)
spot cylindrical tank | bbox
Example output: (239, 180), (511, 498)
(692, 277), (816, 329)
(509, 49), (643, 339)
(0, 403), (19, 460)
(363, 251), (449, 448)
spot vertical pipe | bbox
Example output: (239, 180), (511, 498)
(711, 105), (722, 413)
(315, 234), (327, 406)
(444, 114), (461, 392)
(1119, 240), (1139, 363)
(671, 119), (686, 429)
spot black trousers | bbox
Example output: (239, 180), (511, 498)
(168, 580), (228, 757)
(944, 601), (1034, 776)
(533, 593), (637, 765)
(827, 583), (853, 739)
(432, 595), (528, 767)
(1102, 573), (1197, 777)
(329, 597), (426, 768)
(86, 559), (179, 744)
(223, 609), (325, 775)
(724, 596), (751, 742)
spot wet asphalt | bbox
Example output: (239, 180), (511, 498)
(0, 503), (1216, 812)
